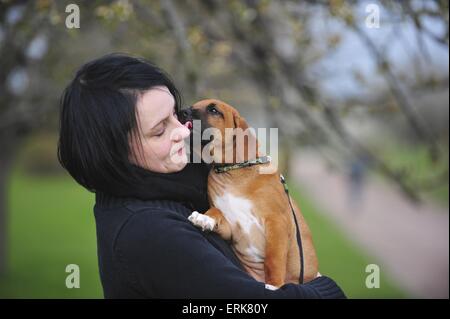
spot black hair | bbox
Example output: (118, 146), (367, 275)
(57, 53), (183, 194)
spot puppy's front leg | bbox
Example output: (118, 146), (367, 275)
(188, 207), (232, 241)
(264, 217), (289, 287)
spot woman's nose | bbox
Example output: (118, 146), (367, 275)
(171, 121), (191, 141)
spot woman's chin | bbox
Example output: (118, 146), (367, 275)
(167, 154), (188, 172)
(175, 160), (188, 171)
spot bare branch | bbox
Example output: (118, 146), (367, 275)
(352, 24), (441, 161)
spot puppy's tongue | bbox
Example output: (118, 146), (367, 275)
(185, 121), (193, 130)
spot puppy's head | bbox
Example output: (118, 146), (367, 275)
(179, 99), (257, 164)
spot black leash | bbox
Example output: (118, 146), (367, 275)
(212, 157), (305, 283)
(280, 174), (305, 284)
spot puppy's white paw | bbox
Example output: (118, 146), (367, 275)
(265, 284), (278, 291)
(188, 211), (216, 231)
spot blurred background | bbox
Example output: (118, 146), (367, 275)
(0, 0), (448, 298)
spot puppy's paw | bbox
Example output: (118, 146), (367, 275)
(188, 211), (216, 232)
(265, 284), (279, 291)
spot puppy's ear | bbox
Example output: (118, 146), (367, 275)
(232, 113), (258, 162)
(233, 112), (249, 130)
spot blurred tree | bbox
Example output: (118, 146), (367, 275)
(180, 0), (448, 201)
(0, 1), (52, 275)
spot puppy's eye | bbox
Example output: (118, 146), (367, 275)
(207, 104), (220, 115)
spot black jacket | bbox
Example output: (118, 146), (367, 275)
(93, 163), (346, 298)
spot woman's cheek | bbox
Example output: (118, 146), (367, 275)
(162, 136), (174, 160)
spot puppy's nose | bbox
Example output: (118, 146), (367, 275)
(179, 108), (192, 124)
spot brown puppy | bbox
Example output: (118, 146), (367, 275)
(183, 99), (319, 287)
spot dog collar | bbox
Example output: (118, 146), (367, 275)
(213, 155), (272, 173)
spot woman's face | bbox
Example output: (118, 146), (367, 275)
(129, 86), (190, 173)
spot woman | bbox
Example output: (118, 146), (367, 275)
(58, 53), (345, 298)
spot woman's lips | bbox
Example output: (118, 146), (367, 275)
(185, 121), (193, 130)
(170, 144), (186, 157)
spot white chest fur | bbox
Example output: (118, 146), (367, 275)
(212, 192), (265, 263)
(213, 192), (263, 234)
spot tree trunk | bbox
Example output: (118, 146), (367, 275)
(0, 140), (17, 276)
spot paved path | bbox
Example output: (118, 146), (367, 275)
(290, 151), (449, 298)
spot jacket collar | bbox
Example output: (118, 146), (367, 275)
(95, 162), (211, 213)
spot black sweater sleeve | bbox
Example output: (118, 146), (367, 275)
(115, 209), (346, 299)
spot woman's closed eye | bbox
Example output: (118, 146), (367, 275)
(154, 129), (165, 137)
(153, 108), (177, 138)
(154, 111), (178, 137)
(152, 122), (166, 137)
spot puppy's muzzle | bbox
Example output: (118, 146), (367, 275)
(179, 107), (193, 130)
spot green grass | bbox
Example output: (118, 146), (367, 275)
(0, 170), (103, 298)
(0, 167), (408, 298)
(289, 184), (409, 298)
